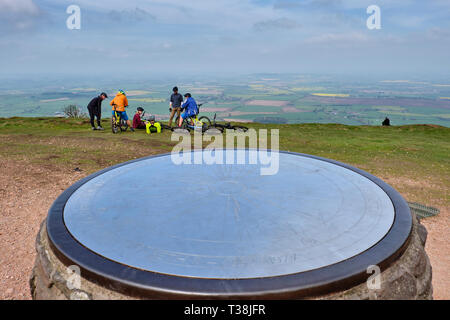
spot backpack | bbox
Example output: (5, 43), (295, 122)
(146, 122), (162, 134)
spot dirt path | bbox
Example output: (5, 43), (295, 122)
(382, 176), (449, 300)
(421, 215), (450, 299)
(0, 158), (84, 300)
(0, 158), (448, 300)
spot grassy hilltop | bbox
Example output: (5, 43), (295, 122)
(0, 117), (448, 210)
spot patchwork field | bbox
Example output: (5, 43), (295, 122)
(311, 93), (350, 97)
(245, 100), (291, 107)
(0, 74), (449, 126)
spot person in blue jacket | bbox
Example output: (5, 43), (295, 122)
(178, 93), (199, 127)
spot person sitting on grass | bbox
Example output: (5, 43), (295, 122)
(110, 90), (134, 132)
(133, 107), (147, 130)
(178, 93), (198, 127)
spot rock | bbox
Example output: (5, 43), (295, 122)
(379, 272), (417, 300)
(31, 216), (433, 300)
(413, 249), (427, 278)
(417, 224), (428, 246)
(70, 290), (91, 300)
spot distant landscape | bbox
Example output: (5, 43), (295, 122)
(1, 74), (449, 127)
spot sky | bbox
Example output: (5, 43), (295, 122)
(1, 0), (449, 78)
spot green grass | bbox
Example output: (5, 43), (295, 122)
(0, 117), (448, 209)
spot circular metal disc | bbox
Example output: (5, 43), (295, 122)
(63, 150), (394, 279)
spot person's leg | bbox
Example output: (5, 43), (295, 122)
(178, 113), (185, 127)
(168, 108), (176, 127)
(176, 108), (181, 125)
(88, 108), (96, 129)
(121, 111), (134, 131)
(96, 112), (103, 129)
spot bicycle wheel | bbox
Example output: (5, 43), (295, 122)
(199, 116), (211, 127)
(181, 118), (191, 131)
(111, 116), (119, 134)
(120, 119), (128, 132)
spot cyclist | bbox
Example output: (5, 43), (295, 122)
(178, 93), (198, 127)
(110, 90), (134, 132)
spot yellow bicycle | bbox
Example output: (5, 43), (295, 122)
(111, 104), (129, 134)
(175, 103), (210, 132)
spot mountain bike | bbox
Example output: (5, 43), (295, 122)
(176, 103), (211, 132)
(111, 104), (129, 134)
(208, 113), (249, 133)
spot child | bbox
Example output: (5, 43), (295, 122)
(133, 107), (147, 129)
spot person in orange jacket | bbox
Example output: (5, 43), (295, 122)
(110, 90), (134, 131)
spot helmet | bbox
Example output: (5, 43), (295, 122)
(118, 90), (126, 96)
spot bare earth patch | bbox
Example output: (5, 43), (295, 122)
(0, 158), (85, 300)
(224, 112), (278, 116)
(223, 118), (254, 123)
(381, 175), (449, 300)
(245, 100), (290, 107)
(190, 89), (223, 95)
(201, 108), (232, 112)
(282, 107), (307, 113)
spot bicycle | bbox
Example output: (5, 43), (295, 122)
(208, 113), (249, 133)
(111, 104), (129, 134)
(176, 103), (211, 133)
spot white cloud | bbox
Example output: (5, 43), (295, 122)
(45, 0), (278, 30)
(0, 0), (41, 31)
(0, 0), (39, 15)
(2, 0), (450, 76)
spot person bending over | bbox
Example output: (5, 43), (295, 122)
(178, 93), (198, 127)
(110, 90), (134, 132)
(87, 92), (108, 130)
